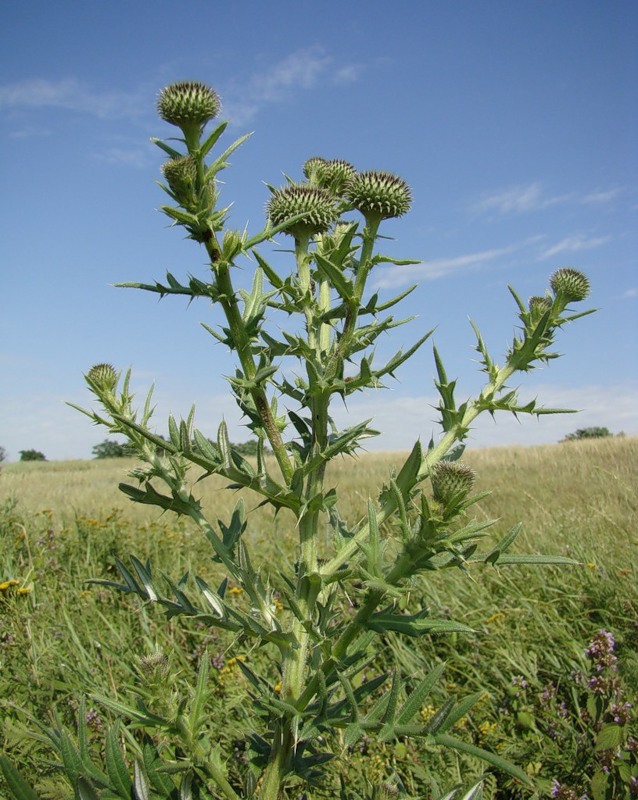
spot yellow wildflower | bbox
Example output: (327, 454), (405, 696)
(0, 579), (20, 591)
(228, 586), (243, 595)
(478, 720), (498, 738)
(420, 704), (436, 722)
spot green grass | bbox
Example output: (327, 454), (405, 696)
(1, 437), (636, 798)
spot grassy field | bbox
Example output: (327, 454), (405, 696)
(1, 437), (636, 798)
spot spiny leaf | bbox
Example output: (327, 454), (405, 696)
(0, 756), (40, 800)
(105, 725), (133, 797)
(396, 663), (446, 725)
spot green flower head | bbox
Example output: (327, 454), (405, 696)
(267, 184), (338, 237)
(346, 171), (412, 219)
(549, 268), (591, 302)
(161, 155), (198, 206)
(430, 461), (476, 504)
(304, 157), (356, 196)
(86, 363), (118, 392)
(302, 157), (328, 182)
(157, 81), (221, 130)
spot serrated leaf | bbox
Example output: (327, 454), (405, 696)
(432, 733), (532, 785)
(133, 761), (151, 800)
(491, 554), (579, 566)
(591, 769), (610, 800)
(436, 692), (484, 733)
(105, 726), (133, 797)
(0, 756), (40, 800)
(397, 663), (446, 725)
(130, 556), (158, 602)
(595, 722), (623, 752)
(77, 777), (101, 800)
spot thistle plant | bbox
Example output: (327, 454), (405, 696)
(2, 81), (596, 800)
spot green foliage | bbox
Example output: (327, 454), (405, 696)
(92, 438), (134, 459)
(0, 446), (7, 463)
(3, 80), (598, 799)
(562, 426), (613, 442)
(231, 439), (265, 457)
(18, 449), (46, 462)
(0, 439), (636, 798)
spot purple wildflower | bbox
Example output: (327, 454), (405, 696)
(584, 629), (617, 672)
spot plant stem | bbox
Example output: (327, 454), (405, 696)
(205, 241), (294, 486)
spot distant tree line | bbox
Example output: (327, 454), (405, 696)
(560, 427), (623, 442)
(92, 437), (266, 459)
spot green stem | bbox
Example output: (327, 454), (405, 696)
(208, 246), (294, 486)
(320, 359), (522, 577)
(324, 214), (381, 381)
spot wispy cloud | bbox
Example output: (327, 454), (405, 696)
(580, 188), (622, 205)
(471, 182), (569, 216)
(539, 234), (610, 259)
(622, 288), (638, 299)
(374, 242), (524, 289)
(332, 382), (638, 451)
(472, 182), (623, 217)
(222, 47), (361, 125)
(96, 145), (154, 168)
(0, 77), (144, 119)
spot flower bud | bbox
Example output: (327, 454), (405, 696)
(302, 156), (327, 182)
(528, 295), (552, 314)
(549, 268), (590, 302)
(86, 363), (118, 392)
(138, 651), (170, 680)
(527, 294), (553, 324)
(430, 461), (476, 504)
(267, 184), (338, 237)
(312, 159), (357, 195)
(345, 171), (412, 219)
(162, 155), (198, 206)
(157, 81), (221, 129)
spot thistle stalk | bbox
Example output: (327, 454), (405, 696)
(57, 80), (595, 800)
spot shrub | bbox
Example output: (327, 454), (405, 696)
(18, 449), (46, 462)
(561, 426), (613, 442)
(92, 438), (134, 459)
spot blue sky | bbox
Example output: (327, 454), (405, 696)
(1, 0), (637, 461)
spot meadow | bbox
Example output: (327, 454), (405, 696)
(1, 436), (636, 798)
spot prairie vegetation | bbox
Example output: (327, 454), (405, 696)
(1, 436), (636, 797)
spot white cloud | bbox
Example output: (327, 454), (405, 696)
(580, 188), (622, 205)
(223, 47), (359, 126)
(622, 288), (638, 298)
(0, 77), (144, 119)
(539, 234), (610, 260)
(374, 242), (525, 289)
(2, 379), (635, 463)
(332, 382), (638, 451)
(96, 145), (154, 168)
(472, 182), (570, 216)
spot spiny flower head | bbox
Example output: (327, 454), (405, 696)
(157, 81), (221, 129)
(529, 295), (552, 315)
(527, 294), (554, 324)
(302, 156), (328, 182)
(138, 651), (170, 679)
(161, 154), (199, 207)
(267, 184), (338, 237)
(345, 171), (412, 219)
(86, 363), (118, 392)
(305, 158), (357, 195)
(430, 461), (476, 504)
(549, 268), (590, 302)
